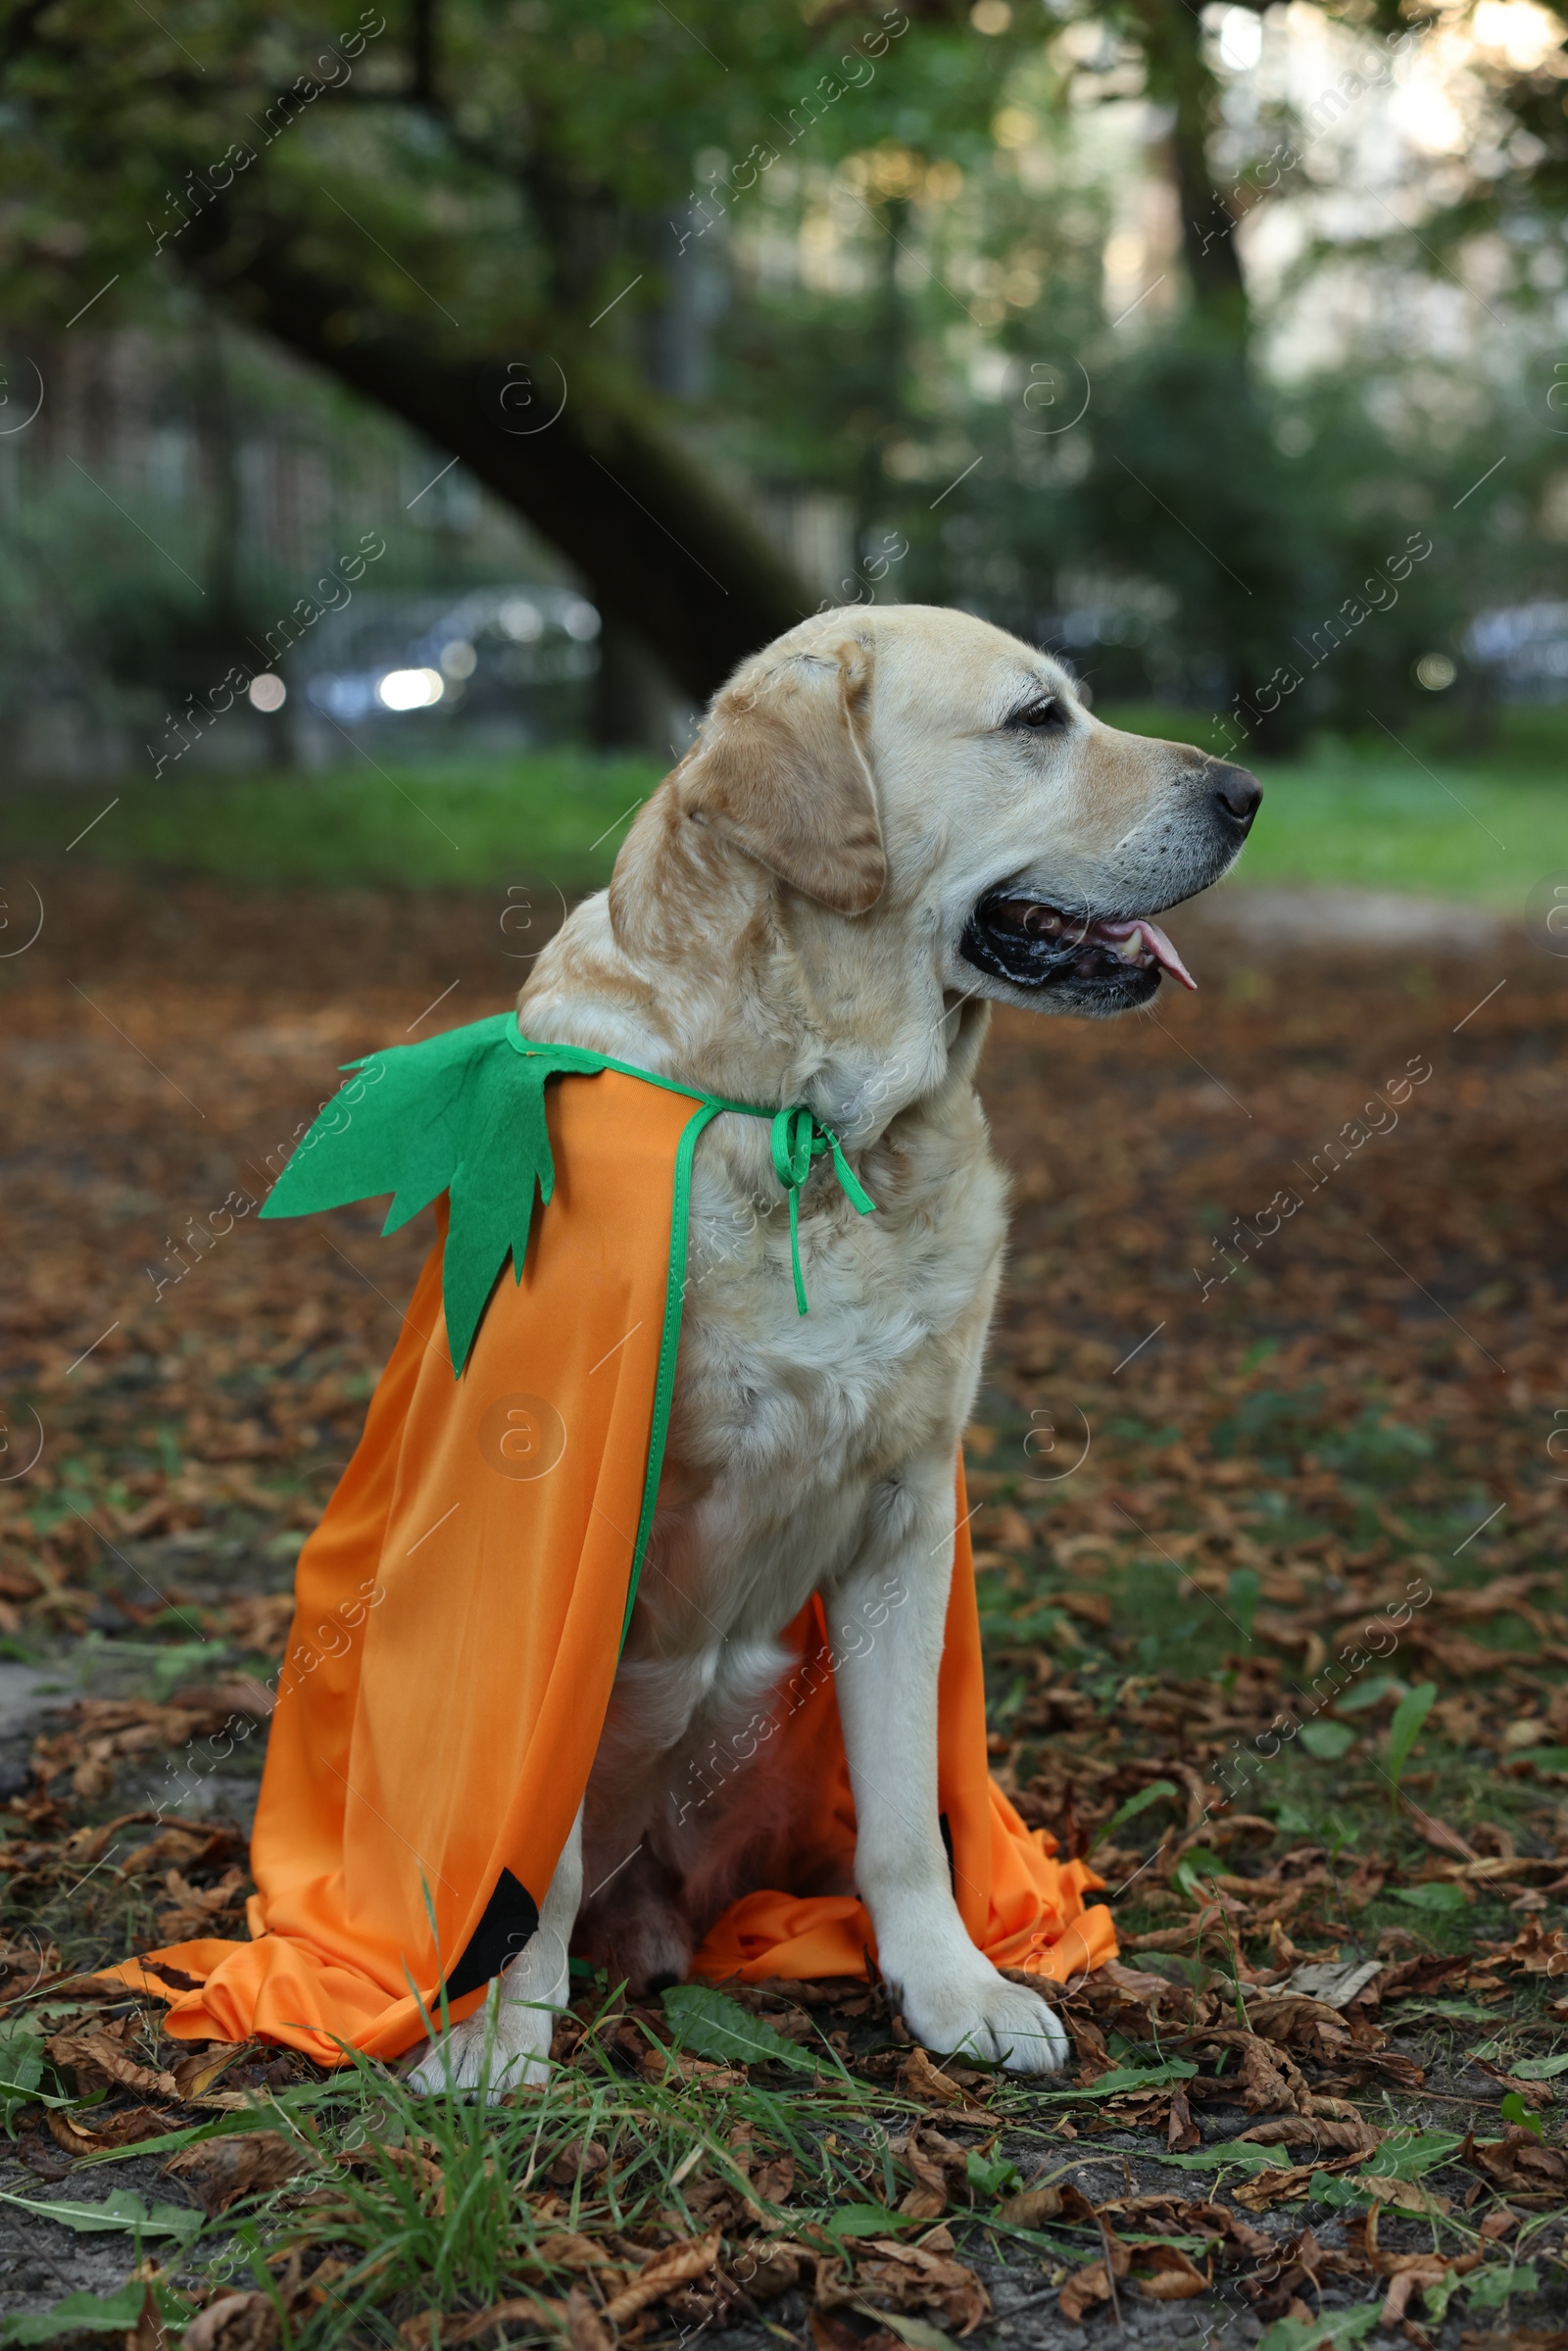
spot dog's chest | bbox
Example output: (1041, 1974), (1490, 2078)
(645, 1126), (1005, 1647)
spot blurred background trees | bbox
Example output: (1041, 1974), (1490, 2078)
(3, 0), (1568, 770)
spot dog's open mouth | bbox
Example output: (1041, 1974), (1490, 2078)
(959, 892), (1198, 995)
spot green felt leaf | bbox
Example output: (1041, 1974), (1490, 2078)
(260, 1018), (612, 1374)
(661, 1984), (815, 2072)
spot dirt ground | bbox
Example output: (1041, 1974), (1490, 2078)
(0, 862), (1564, 2351)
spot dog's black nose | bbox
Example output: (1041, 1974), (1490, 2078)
(1211, 761), (1262, 832)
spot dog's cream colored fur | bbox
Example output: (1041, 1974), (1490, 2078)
(409, 605), (1251, 2095)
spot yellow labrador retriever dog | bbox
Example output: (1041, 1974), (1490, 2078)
(410, 604), (1259, 2093)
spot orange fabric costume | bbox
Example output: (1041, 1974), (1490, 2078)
(113, 1022), (1114, 2060)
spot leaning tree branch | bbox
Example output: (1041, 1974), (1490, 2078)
(186, 207), (815, 699)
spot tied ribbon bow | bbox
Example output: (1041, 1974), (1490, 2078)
(768, 1105), (877, 1315)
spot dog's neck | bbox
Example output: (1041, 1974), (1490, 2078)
(517, 790), (989, 1159)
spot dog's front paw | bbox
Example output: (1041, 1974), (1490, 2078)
(897, 1962), (1070, 2076)
(406, 1992), (554, 2101)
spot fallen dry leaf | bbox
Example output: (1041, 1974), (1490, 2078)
(1239, 2114), (1382, 2156)
(43, 2027), (176, 2100)
(1232, 2165), (1316, 2212)
(172, 2043), (247, 2100)
(530, 2233), (621, 2277)
(896, 2045), (988, 2113)
(184, 2291), (279, 2351)
(1058, 2256), (1121, 2325)
(819, 2240), (989, 2336)
(1489, 1921), (1568, 1979)
(893, 2124), (951, 2221)
(45, 2103), (170, 2154)
(167, 2131), (307, 2215)
(1463, 2126), (1568, 2200)
(564, 2286), (612, 2351)
(400, 2299), (565, 2349)
(1128, 2243), (1210, 2300)
(1167, 2081), (1200, 2151)
(997, 2181), (1063, 2229)
(1458, 2333), (1568, 2351)
(603, 2231), (722, 2326)
(1360, 2174), (1452, 2219)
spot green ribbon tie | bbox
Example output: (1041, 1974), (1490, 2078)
(769, 1104), (878, 1315)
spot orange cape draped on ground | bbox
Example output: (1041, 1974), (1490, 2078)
(111, 1032), (1115, 2061)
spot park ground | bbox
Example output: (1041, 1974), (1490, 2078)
(0, 719), (1564, 2351)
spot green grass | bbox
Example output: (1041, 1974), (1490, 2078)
(1222, 759), (1566, 905)
(3, 711), (1565, 901)
(0, 750), (665, 894)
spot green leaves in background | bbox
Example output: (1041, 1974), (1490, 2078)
(1392, 1881), (1468, 1915)
(1298, 1720), (1355, 1760)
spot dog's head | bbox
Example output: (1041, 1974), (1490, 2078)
(664, 604), (1259, 1018)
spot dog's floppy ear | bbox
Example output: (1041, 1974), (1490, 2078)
(677, 637), (886, 914)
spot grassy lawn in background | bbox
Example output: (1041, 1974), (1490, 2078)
(2, 708), (1565, 901)
(0, 749), (668, 893)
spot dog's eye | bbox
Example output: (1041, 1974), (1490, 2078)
(1007, 697), (1066, 731)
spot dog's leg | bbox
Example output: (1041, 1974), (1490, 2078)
(407, 1805), (583, 2099)
(833, 1473), (1070, 2076)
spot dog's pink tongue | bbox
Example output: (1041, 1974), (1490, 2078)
(1095, 916), (1198, 992)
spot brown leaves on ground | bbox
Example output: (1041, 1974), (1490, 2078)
(32, 1704), (261, 1805)
(44, 2102), (172, 2156)
(184, 2292), (282, 2351)
(895, 2046), (989, 2115)
(3, 889), (1568, 2347)
(1462, 2124), (1568, 2202)
(817, 2237), (989, 2336)
(1459, 2334), (1568, 2351)
(155, 1862), (251, 1941)
(1492, 1921), (1568, 1979)
(44, 2016), (177, 2099)
(601, 2232), (723, 2327)
(167, 2130), (308, 2215)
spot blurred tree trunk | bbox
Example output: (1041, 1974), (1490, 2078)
(182, 211), (813, 703)
(591, 613), (680, 753)
(1128, 0), (1249, 339)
